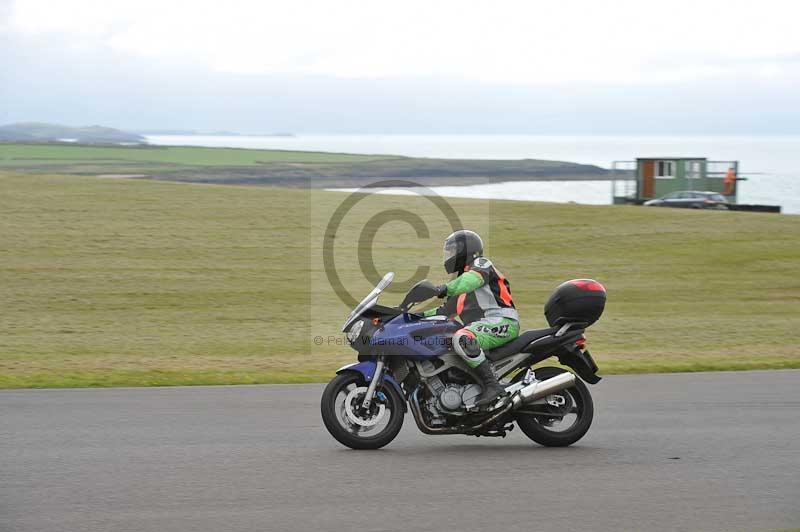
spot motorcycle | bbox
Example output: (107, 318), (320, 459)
(320, 272), (606, 449)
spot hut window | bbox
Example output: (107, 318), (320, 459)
(686, 160), (701, 179)
(656, 161), (674, 178)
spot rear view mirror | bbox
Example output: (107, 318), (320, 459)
(399, 280), (439, 311)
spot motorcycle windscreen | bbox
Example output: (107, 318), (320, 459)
(342, 272), (394, 332)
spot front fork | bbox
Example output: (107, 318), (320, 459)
(360, 356), (385, 410)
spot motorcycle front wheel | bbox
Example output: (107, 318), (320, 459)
(320, 372), (405, 450)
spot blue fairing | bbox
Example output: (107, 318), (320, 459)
(370, 314), (462, 359)
(337, 361), (405, 407)
(336, 314), (463, 413)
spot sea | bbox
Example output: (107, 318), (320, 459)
(145, 135), (800, 214)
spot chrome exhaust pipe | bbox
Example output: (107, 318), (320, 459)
(510, 372), (576, 409)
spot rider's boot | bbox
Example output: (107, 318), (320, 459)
(473, 360), (507, 408)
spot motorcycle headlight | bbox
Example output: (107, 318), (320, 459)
(346, 320), (364, 343)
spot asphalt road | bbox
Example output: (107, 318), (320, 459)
(2, 370), (799, 532)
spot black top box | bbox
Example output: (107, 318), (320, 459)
(544, 279), (606, 327)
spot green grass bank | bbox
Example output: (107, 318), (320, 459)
(1, 172), (798, 388)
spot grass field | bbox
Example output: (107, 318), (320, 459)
(1, 171), (798, 388)
(0, 143), (608, 186)
(0, 142), (385, 166)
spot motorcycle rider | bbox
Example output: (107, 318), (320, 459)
(423, 230), (520, 407)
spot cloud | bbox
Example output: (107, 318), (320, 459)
(4, 0), (799, 133)
(8, 0), (800, 85)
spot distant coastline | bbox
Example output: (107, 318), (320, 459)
(0, 141), (611, 187)
(135, 129), (294, 137)
(0, 122), (295, 145)
(0, 122), (145, 144)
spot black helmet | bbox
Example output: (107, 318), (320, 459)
(443, 230), (484, 274)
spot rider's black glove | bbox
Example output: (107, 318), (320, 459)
(435, 284), (448, 298)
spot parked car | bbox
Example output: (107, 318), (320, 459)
(644, 191), (730, 210)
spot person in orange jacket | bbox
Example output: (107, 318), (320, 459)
(724, 167), (737, 196)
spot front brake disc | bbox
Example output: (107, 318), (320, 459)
(344, 386), (387, 427)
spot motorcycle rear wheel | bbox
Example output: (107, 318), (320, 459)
(321, 372), (405, 450)
(514, 366), (594, 447)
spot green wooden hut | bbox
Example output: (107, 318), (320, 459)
(612, 157), (741, 204)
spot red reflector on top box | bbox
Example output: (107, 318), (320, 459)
(572, 279), (606, 292)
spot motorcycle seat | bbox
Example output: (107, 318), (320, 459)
(485, 326), (559, 361)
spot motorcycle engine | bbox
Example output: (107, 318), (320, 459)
(437, 384), (483, 414)
(422, 366), (482, 421)
(438, 386), (463, 411)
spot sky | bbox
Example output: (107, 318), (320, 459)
(2, 0), (800, 134)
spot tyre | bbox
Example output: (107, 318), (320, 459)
(514, 366), (594, 447)
(320, 372), (404, 450)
